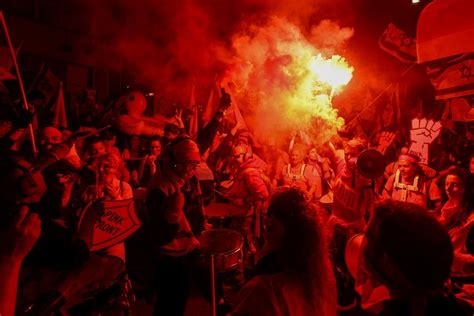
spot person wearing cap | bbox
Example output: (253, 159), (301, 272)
(383, 152), (442, 210)
(145, 136), (207, 316)
(346, 200), (471, 315)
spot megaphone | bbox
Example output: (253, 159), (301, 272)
(356, 148), (385, 179)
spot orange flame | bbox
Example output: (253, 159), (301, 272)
(308, 54), (354, 93)
(224, 17), (354, 146)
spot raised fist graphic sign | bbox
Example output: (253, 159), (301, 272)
(409, 118), (442, 164)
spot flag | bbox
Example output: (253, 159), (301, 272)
(188, 84), (199, 139)
(426, 55), (474, 100)
(0, 43), (22, 92)
(29, 65), (61, 109)
(52, 81), (68, 128)
(378, 23), (417, 64)
(0, 46), (16, 80)
(225, 82), (248, 132)
(202, 78), (221, 127)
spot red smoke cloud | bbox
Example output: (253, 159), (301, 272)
(83, 0), (356, 108)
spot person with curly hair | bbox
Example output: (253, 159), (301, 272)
(232, 187), (336, 316)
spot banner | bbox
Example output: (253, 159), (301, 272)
(78, 198), (142, 251)
(409, 118), (442, 164)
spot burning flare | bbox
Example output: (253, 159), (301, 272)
(308, 54), (354, 96)
(224, 17), (354, 146)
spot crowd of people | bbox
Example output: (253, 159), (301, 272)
(0, 89), (473, 316)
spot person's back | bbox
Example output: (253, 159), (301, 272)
(356, 200), (471, 316)
(233, 272), (332, 316)
(381, 294), (471, 316)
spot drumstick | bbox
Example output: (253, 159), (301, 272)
(326, 180), (333, 190)
(74, 125), (112, 141)
(213, 189), (227, 196)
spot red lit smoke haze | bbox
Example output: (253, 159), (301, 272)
(83, 0), (404, 143)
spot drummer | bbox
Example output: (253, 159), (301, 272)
(145, 136), (208, 316)
(221, 143), (270, 254)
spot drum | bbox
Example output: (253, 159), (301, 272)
(204, 203), (249, 227)
(199, 229), (244, 273)
(18, 254), (125, 315)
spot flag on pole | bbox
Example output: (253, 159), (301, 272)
(0, 43), (22, 91)
(188, 84), (199, 139)
(225, 82), (248, 132)
(202, 78), (221, 127)
(378, 23), (417, 64)
(52, 81), (68, 128)
(0, 46), (17, 80)
(29, 65), (61, 109)
(426, 55), (474, 100)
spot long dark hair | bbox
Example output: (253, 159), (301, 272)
(443, 167), (474, 214)
(268, 188), (335, 313)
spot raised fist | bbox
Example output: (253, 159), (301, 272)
(376, 131), (396, 154)
(409, 118), (441, 164)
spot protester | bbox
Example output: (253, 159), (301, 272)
(332, 139), (374, 225)
(232, 188), (337, 316)
(2, 27), (474, 315)
(438, 167), (474, 276)
(356, 200), (471, 315)
(145, 136), (206, 316)
(382, 152), (442, 211)
(221, 143), (270, 253)
(274, 143), (321, 202)
(0, 207), (40, 316)
(81, 136), (130, 186)
(82, 153), (133, 261)
(38, 126), (63, 152)
(133, 136), (162, 187)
